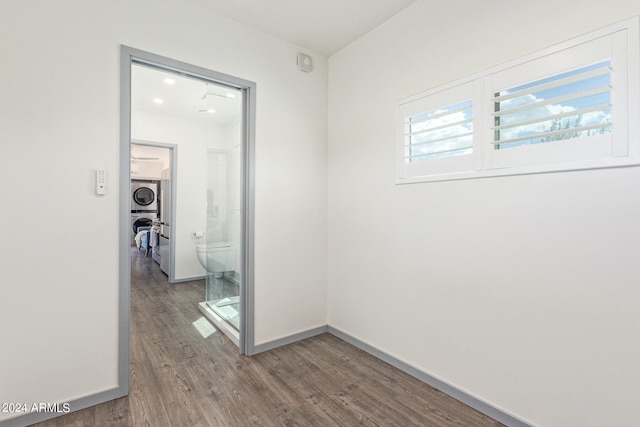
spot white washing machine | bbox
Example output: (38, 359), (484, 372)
(131, 212), (158, 246)
(131, 180), (158, 212)
(131, 180), (159, 246)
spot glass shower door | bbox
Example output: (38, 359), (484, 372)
(204, 90), (242, 333)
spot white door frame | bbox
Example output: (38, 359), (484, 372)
(119, 45), (256, 394)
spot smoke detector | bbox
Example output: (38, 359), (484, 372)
(297, 53), (313, 72)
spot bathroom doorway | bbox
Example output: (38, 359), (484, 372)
(120, 46), (256, 367)
(130, 142), (175, 280)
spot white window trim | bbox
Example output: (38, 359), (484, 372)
(396, 17), (640, 184)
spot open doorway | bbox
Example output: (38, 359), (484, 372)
(130, 62), (245, 346)
(130, 142), (174, 278)
(120, 48), (256, 393)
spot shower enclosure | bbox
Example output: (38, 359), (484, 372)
(203, 142), (242, 332)
(199, 85), (244, 342)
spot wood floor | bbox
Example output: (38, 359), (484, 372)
(31, 249), (503, 427)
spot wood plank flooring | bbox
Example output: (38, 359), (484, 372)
(31, 249), (503, 426)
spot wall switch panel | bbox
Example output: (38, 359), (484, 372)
(96, 169), (106, 195)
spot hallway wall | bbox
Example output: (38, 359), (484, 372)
(0, 1), (328, 423)
(132, 110), (209, 281)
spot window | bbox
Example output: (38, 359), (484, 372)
(492, 61), (612, 150)
(398, 80), (481, 178)
(405, 99), (473, 162)
(397, 17), (640, 184)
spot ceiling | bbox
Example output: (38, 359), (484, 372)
(131, 1), (419, 128)
(132, 64), (242, 125)
(183, 0), (418, 56)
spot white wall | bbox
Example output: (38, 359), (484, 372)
(132, 110), (209, 280)
(130, 144), (170, 179)
(0, 0), (327, 423)
(130, 160), (163, 179)
(327, 1), (640, 426)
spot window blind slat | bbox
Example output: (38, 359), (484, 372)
(404, 104), (472, 125)
(491, 122), (611, 146)
(405, 145), (472, 160)
(491, 104), (611, 131)
(406, 118), (473, 137)
(491, 85), (611, 117)
(405, 131), (473, 148)
(491, 65), (611, 103)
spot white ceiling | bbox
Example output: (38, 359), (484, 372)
(131, 1), (419, 127)
(132, 64), (242, 124)
(184, 0), (418, 56)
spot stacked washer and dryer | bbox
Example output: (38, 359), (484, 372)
(131, 180), (159, 248)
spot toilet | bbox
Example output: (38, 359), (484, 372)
(196, 242), (236, 277)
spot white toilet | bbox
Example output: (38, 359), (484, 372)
(196, 242), (236, 277)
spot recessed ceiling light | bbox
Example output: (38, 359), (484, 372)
(153, 98), (163, 104)
(226, 93), (236, 99)
(163, 78), (175, 85)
